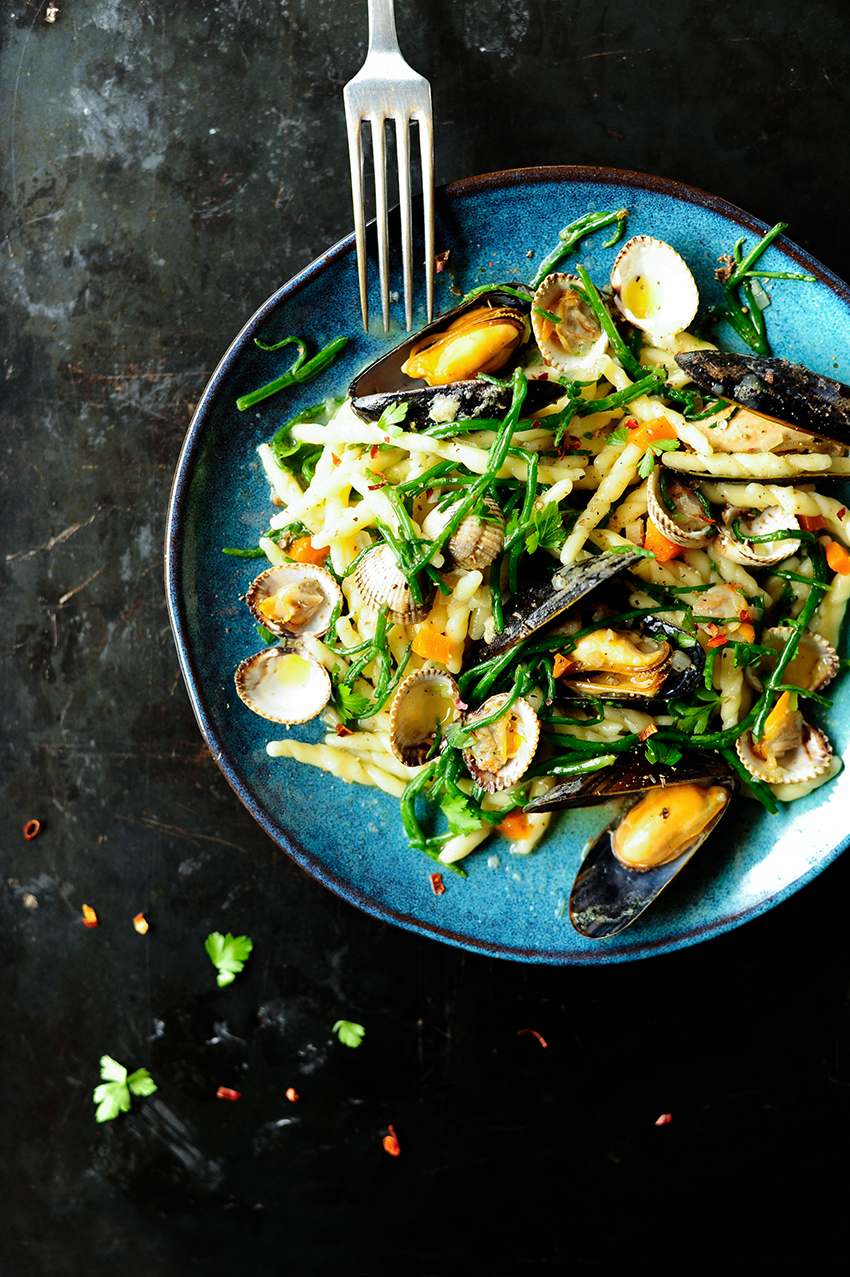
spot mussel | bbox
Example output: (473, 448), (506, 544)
(525, 752), (736, 939)
(474, 549), (645, 663)
(553, 613), (704, 706)
(349, 287), (567, 425)
(674, 351), (850, 447)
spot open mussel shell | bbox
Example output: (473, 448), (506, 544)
(474, 550), (645, 663)
(389, 668), (461, 767)
(245, 562), (343, 639)
(560, 752), (737, 939)
(674, 351), (850, 446)
(524, 749), (729, 812)
(555, 614), (704, 707)
(349, 286), (567, 425)
(234, 646), (332, 724)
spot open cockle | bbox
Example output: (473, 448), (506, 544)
(234, 646), (332, 724)
(736, 691), (833, 785)
(389, 668), (462, 766)
(610, 235), (699, 344)
(461, 693), (540, 793)
(714, 506), (801, 569)
(245, 562), (343, 639)
(645, 468), (715, 548)
(531, 272), (609, 380)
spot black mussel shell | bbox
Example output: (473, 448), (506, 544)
(473, 550), (645, 664)
(525, 749), (730, 813)
(349, 286), (566, 425)
(564, 752), (737, 938)
(350, 379), (567, 427)
(675, 351), (850, 444)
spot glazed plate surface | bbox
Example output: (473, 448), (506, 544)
(165, 166), (850, 964)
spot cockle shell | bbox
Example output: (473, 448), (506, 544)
(531, 272), (609, 380)
(610, 235), (699, 344)
(421, 496), (505, 570)
(245, 562), (342, 639)
(714, 506), (801, 568)
(759, 627), (839, 693)
(461, 693), (540, 793)
(736, 717), (832, 785)
(352, 544), (433, 625)
(234, 646), (331, 724)
(388, 668), (461, 767)
(646, 468), (715, 548)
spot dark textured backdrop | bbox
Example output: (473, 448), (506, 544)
(2, 2), (849, 1273)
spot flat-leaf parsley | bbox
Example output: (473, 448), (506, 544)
(333, 1020), (366, 1048)
(93, 1055), (157, 1123)
(205, 931), (254, 987)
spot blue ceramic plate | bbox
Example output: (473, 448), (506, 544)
(166, 166), (850, 964)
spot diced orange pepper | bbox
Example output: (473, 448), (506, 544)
(81, 904), (99, 929)
(799, 514), (826, 533)
(552, 652), (573, 678)
(288, 536), (329, 566)
(498, 810), (532, 840)
(825, 540), (850, 575)
(628, 418), (678, 450)
(643, 518), (682, 563)
(412, 627), (454, 664)
(132, 912), (149, 935)
(735, 622), (756, 644)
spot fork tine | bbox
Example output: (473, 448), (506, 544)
(395, 113), (413, 331)
(371, 111), (391, 333)
(417, 103), (435, 323)
(344, 98), (369, 331)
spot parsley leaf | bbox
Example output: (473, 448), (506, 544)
(644, 739), (684, 766)
(335, 684), (372, 721)
(93, 1055), (157, 1123)
(637, 437), (680, 479)
(377, 401), (409, 435)
(205, 931), (254, 987)
(525, 504), (565, 555)
(605, 424), (629, 446)
(441, 790), (485, 836)
(333, 1020), (366, 1048)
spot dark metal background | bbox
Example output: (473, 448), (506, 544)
(1, 2), (848, 1272)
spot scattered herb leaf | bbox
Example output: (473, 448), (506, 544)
(205, 931), (254, 987)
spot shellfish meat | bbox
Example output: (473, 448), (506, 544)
(461, 693), (540, 793)
(531, 272), (608, 380)
(245, 563), (343, 639)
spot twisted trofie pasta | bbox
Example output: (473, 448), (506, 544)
(233, 240), (849, 877)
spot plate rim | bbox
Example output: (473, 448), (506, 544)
(165, 163), (850, 965)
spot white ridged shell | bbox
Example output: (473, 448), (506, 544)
(610, 236), (699, 342)
(736, 721), (832, 785)
(388, 668), (461, 767)
(760, 627), (839, 694)
(234, 646), (331, 724)
(245, 562), (342, 639)
(531, 273), (609, 379)
(421, 496), (505, 570)
(714, 506), (801, 568)
(645, 468), (714, 548)
(462, 694), (540, 793)
(352, 544), (433, 624)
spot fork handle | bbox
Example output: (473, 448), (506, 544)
(366, 0), (402, 57)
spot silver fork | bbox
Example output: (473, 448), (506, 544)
(343, 0), (434, 333)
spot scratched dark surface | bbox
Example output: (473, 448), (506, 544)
(2, 2), (849, 1273)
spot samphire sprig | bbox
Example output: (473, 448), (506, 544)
(530, 208), (628, 289)
(709, 222), (816, 356)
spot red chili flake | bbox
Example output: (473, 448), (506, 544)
(655, 1113), (673, 1126)
(738, 608), (751, 623)
(430, 873), (446, 896)
(435, 250), (450, 273)
(334, 723), (354, 738)
(216, 1086), (242, 1102)
(516, 1029), (548, 1048)
(382, 1124), (401, 1157)
(23, 819), (41, 841)
(705, 621), (728, 649)
(132, 912), (149, 935)
(623, 418), (638, 430)
(81, 904), (99, 929)
(370, 443), (380, 460)
(839, 508), (846, 520)
(331, 454), (341, 467)
(425, 488), (434, 501)
(285, 1087), (299, 1103)
(637, 723), (658, 742)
